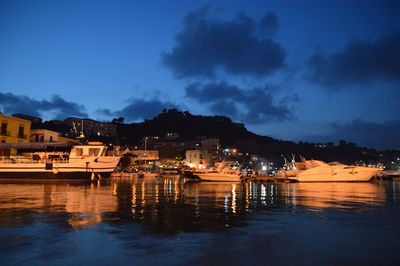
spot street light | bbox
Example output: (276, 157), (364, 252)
(144, 137), (148, 169)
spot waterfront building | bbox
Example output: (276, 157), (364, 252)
(0, 113), (31, 156)
(185, 149), (212, 169)
(0, 113), (31, 144)
(120, 148), (160, 168)
(30, 129), (59, 142)
(129, 149), (159, 162)
(30, 128), (80, 144)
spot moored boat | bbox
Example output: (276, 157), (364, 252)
(187, 161), (243, 182)
(0, 142), (120, 180)
(288, 161), (382, 182)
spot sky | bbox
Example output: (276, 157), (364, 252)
(0, 0), (399, 149)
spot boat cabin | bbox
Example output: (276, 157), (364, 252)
(69, 144), (108, 159)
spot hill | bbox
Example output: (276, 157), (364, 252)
(116, 109), (379, 165)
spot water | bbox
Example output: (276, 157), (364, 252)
(1, 177), (399, 265)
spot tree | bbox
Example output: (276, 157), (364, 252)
(112, 117), (125, 123)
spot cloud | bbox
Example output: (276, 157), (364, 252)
(305, 119), (400, 149)
(259, 12), (279, 35)
(309, 31), (400, 88)
(116, 98), (178, 121)
(162, 7), (285, 78)
(185, 81), (294, 124)
(0, 93), (87, 119)
(95, 108), (116, 117)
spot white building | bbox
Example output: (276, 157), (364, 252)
(185, 150), (211, 169)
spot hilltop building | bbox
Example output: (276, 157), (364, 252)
(64, 117), (117, 137)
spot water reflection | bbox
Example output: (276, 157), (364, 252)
(283, 182), (386, 210)
(1, 179), (399, 265)
(0, 178), (397, 232)
(108, 179), (250, 232)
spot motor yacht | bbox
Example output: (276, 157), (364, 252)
(288, 161), (382, 182)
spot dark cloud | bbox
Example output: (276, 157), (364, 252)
(259, 11), (279, 35)
(210, 100), (239, 117)
(305, 120), (400, 149)
(309, 31), (400, 88)
(185, 81), (294, 124)
(0, 93), (87, 119)
(162, 7), (285, 78)
(116, 99), (178, 121)
(95, 108), (115, 117)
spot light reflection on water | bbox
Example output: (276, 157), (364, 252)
(0, 177), (399, 265)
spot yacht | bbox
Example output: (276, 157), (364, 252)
(0, 142), (120, 180)
(288, 160), (382, 182)
(186, 162), (243, 182)
(275, 155), (314, 180)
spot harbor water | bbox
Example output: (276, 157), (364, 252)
(1, 177), (399, 265)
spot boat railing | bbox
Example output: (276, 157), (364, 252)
(0, 156), (71, 164)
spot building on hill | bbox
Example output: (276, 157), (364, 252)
(64, 117), (117, 138)
(164, 132), (179, 140)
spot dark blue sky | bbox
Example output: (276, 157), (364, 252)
(0, 0), (399, 149)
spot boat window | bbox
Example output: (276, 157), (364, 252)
(89, 148), (100, 156)
(75, 148), (83, 157)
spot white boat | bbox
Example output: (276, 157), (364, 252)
(193, 162), (243, 182)
(288, 160), (382, 182)
(276, 155), (312, 179)
(0, 142), (120, 180)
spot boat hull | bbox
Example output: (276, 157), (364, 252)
(290, 166), (381, 182)
(196, 173), (243, 182)
(0, 156), (120, 180)
(0, 171), (112, 180)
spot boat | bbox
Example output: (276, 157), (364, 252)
(288, 160), (382, 182)
(186, 161), (243, 182)
(275, 154), (311, 179)
(0, 142), (120, 180)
